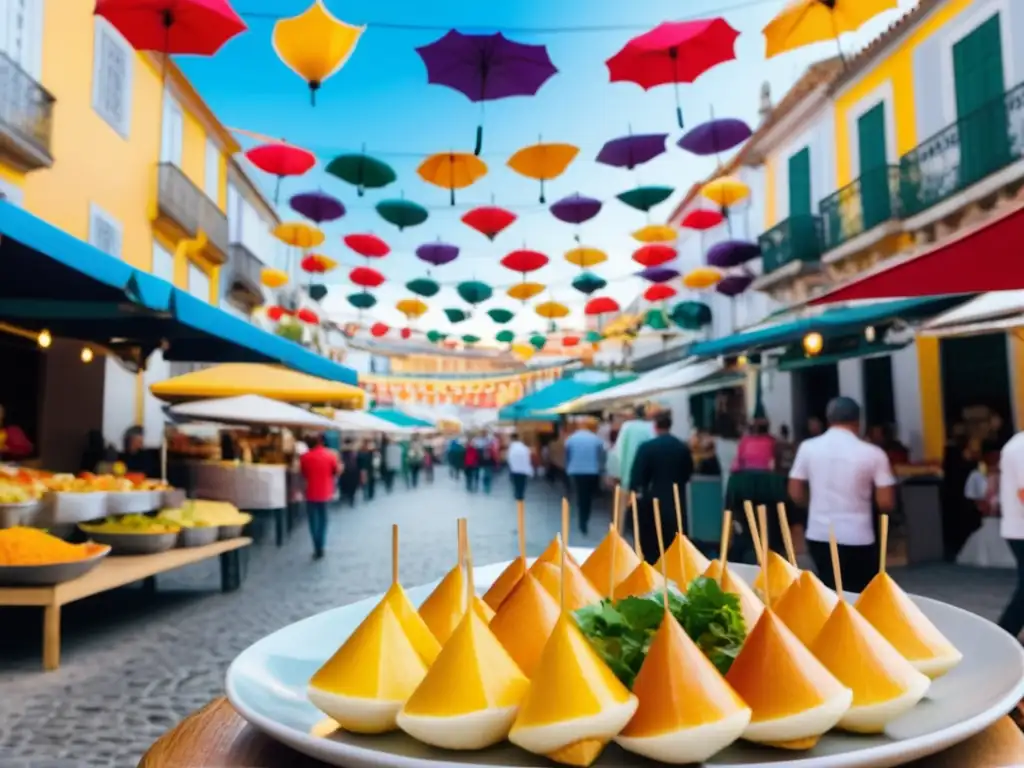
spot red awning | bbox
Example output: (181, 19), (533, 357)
(811, 202), (1024, 305)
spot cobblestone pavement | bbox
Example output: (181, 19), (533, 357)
(0, 472), (1017, 767)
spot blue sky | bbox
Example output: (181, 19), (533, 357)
(179, 0), (915, 341)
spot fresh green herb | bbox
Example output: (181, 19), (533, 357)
(573, 576), (746, 688)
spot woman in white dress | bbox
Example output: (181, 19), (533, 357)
(960, 443), (1015, 569)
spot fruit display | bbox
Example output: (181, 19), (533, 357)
(0, 468), (46, 503)
(0, 527), (105, 566)
(80, 515), (180, 534)
(156, 509), (215, 529)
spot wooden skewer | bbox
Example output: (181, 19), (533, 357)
(719, 509), (733, 580)
(517, 500), (526, 562)
(672, 483), (683, 539)
(777, 502), (797, 568)
(608, 522), (617, 600)
(391, 523), (399, 585)
(653, 499), (669, 613)
(457, 517), (466, 568)
(560, 498), (570, 612)
(758, 504), (770, 605)
(879, 514), (889, 575)
(465, 534), (475, 611)
(829, 527), (844, 600)
(743, 500), (763, 566)
(630, 491), (643, 560)
(613, 484), (621, 534)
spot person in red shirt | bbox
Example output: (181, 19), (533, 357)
(299, 434), (340, 559)
(0, 404), (33, 460)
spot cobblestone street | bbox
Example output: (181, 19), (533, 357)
(0, 473), (1018, 767)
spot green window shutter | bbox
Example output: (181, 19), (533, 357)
(788, 147), (812, 216)
(953, 14), (1008, 186)
(857, 102), (891, 228)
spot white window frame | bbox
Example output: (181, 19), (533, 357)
(160, 88), (183, 166)
(151, 241), (174, 283)
(187, 262), (211, 303)
(0, 0), (44, 81)
(91, 16), (133, 139)
(0, 177), (23, 206)
(88, 203), (123, 259)
(204, 138), (221, 203)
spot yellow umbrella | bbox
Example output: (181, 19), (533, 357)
(396, 298), (429, 319)
(683, 267), (723, 290)
(701, 176), (750, 209)
(417, 152), (488, 205)
(507, 142), (579, 203)
(273, 0), (365, 104)
(261, 268), (289, 289)
(764, 0), (897, 59)
(274, 221), (325, 249)
(507, 282), (546, 302)
(511, 343), (536, 361)
(564, 247), (607, 268)
(632, 224), (677, 243)
(535, 300), (570, 320)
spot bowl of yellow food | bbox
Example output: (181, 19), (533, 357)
(78, 515), (180, 555)
(0, 528), (112, 586)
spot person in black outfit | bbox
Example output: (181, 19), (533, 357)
(119, 425), (159, 477)
(357, 440), (376, 501)
(629, 411), (694, 564)
(338, 439), (360, 507)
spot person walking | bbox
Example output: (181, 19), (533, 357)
(299, 434), (339, 559)
(407, 436), (425, 488)
(566, 418), (606, 536)
(358, 440), (377, 501)
(611, 404), (656, 530)
(629, 411), (693, 562)
(998, 430), (1024, 640)
(507, 433), (533, 502)
(464, 436), (480, 492)
(338, 438), (360, 507)
(788, 396), (895, 593)
(447, 435), (465, 481)
(476, 432), (496, 494)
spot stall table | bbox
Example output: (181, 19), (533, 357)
(190, 462), (289, 546)
(0, 538), (251, 671)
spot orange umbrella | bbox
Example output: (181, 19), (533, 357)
(507, 142), (579, 203)
(418, 152), (488, 205)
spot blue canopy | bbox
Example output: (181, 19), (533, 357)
(499, 375), (636, 422)
(370, 409), (434, 428)
(0, 202), (357, 384)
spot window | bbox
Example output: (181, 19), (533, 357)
(88, 204), (123, 258)
(204, 138), (221, 202)
(160, 88), (183, 165)
(151, 242), (174, 282)
(188, 263), (210, 302)
(92, 17), (132, 138)
(0, 0), (43, 80)
(0, 177), (23, 207)
(227, 181), (241, 242)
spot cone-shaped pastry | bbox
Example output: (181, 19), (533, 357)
(773, 570), (838, 648)
(704, 559), (764, 632)
(532, 560), (602, 611)
(490, 572), (561, 678)
(510, 614), (638, 766)
(308, 601), (427, 733)
(752, 550), (799, 606)
(483, 555), (526, 611)
(398, 608), (530, 749)
(656, 532), (710, 591)
(811, 600), (930, 733)
(616, 613), (751, 763)
(581, 527), (641, 597)
(536, 535), (582, 568)
(383, 582), (442, 665)
(726, 611), (852, 749)
(613, 561), (667, 599)
(419, 564), (495, 643)
(854, 572), (962, 678)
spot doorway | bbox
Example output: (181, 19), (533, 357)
(862, 355), (896, 429)
(940, 333), (1013, 444)
(791, 363), (839, 439)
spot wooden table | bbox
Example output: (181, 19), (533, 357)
(0, 537), (251, 671)
(139, 697), (1024, 768)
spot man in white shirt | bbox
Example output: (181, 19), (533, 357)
(506, 433), (534, 502)
(788, 396), (896, 593)
(998, 431), (1024, 639)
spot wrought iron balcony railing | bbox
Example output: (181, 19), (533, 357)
(758, 214), (823, 274)
(156, 162), (229, 258)
(899, 81), (1024, 218)
(0, 51), (54, 169)
(819, 165), (901, 251)
(226, 242), (265, 305)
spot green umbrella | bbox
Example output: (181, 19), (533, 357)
(496, 329), (515, 343)
(487, 308), (514, 324)
(462, 334), (481, 344)
(444, 308), (469, 324)
(406, 277), (440, 298)
(572, 272), (607, 295)
(376, 198), (429, 231)
(585, 330), (603, 343)
(670, 300), (712, 330)
(308, 284), (328, 302)
(457, 280), (493, 305)
(529, 333), (546, 350)
(427, 330), (448, 343)
(617, 185), (675, 212)
(325, 151), (397, 197)
(347, 292), (377, 310)
(645, 308), (670, 331)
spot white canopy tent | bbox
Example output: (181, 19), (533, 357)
(331, 410), (414, 434)
(554, 359), (724, 414)
(919, 291), (1024, 338)
(168, 395), (339, 430)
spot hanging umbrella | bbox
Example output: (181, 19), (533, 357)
(297, 308), (319, 324)
(632, 224), (677, 243)
(681, 209), (726, 230)
(349, 266), (385, 288)
(261, 268), (289, 289)
(678, 117), (753, 156)
(375, 198), (429, 231)
(706, 240), (761, 268)
(415, 30), (558, 154)
(274, 221), (325, 249)
(496, 330), (515, 344)
(507, 142), (579, 203)
(487, 308), (514, 324)
(308, 284), (328, 302)
(572, 272), (607, 295)
(245, 142), (316, 203)
(716, 274), (754, 297)
(396, 298), (429, 320)
(561, 335), (580, 347)
(596, 132), (668, 170)
(457, 280), (492, 305)
(370, 322), (390, 338)
(535, 301), (569, 320)
(763, 0), (897, 60)
(444, 309), (469, 324)
(638, 266), (679, 284)
(299, 253), (338, 273)
(462, 334), (481, 345)
(272, 0), (364, 105)
(427, 330), (448, 343)
(529, 334), (547, 351)
(632, 244), (677, 267)
(702, 176), (750, 209)
(507, 282), (545, 302)
(417, 152), (488, 205)
(266, 305), (288, 321)
(585, 330), (603, 344)
(550, 193), (602, 226)
(347, 292), (377, 309)
(512, 343), (535, 361)
(644, 284), (677, 302)
(462, 206), (517, 240)
(399, 328), (412, 340)
(617, 185), (674, 213)
(325, 150), (396, 197)
(671, 300), (712, 330)
(645, 308), (670, 331)
(683, 266), (723, 289)
(501, 249), (549, 274)
(94, 0), (246, 56)
(605, 19), (740, 128)
(584, 296), (620, 316)
(564, 247), (607, 268)
(344, 233), (390, 258)
(406, 278), (440, 298)
(290, 191), (345, 224)
(415, 241), (459, 266)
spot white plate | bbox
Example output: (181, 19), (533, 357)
(226, 549), (1024, 768)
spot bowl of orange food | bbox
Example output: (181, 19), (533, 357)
(0, 527), (111, 586)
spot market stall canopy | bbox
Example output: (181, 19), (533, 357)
(332, 409), (412, 434)
(0, 202), (357, 384)
(551, 359), (721, 414)
(168, 395), (339, 429)
(151, 364), (365, 406)
(498, 373), (635, 422)
(919, 291), (1024, 338)
(368, 408), (435, 429)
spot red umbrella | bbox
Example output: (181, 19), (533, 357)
(94, 0), (246, 56)
(371, 322), (390, 337)
(632, 244), (677, 268)
(501, 249), (549, 274)
(562, 334), (580, 347)
(344, 233), (390, 258)
(349, 266), (385, 288)
(244, 142), (316, 203)
(461, 206), (517, 240)
(297, 308), (319, 324)
(644, 284), (677, 302)
(605, 19), (740, 128)
(400, 328), (412, 340)
(585, 296), (620, 316)
(266, 305), (287, 321)
(681, 209), (725, 230)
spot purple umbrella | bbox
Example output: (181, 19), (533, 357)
(706, 239), (761, 268)
(416, 242), (460, 267)
(638, 266), (680, 283)
(550, 193), (602, 225)
(415, 30), (558, 155)
(716, 273), (754, 297)
(289, 191), (345, 224)
(678, 118), (752, 156)
(596, 133), (668, 170)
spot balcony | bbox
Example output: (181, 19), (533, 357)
(0, 52), (54, 171)
(899, 82), (1024, 220)
(156, 162), (229, 260)
(819, 165), (901, 252)
(758, 214), (823, 274)
(225, 242), (265, 309)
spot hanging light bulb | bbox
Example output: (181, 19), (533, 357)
(737, 354), (749, 367)
(37, 329), (52, 349)
(803, 331), (823, 356)
(864, 325), (876, 343)
(81, 347), (94, 363)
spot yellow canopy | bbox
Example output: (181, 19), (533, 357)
(763, 0), (897, 59)
(150, 363), (365, 406)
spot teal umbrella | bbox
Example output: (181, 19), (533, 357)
(347, 292), (377, 310)
(585, 330), (603, 343)
(496, 329), (515, 343)
(572, 271), (607, 295)
(529, 333), (546, 350)
(487, 308), (514, 324)
(645, 308), (670, 330)
(308, 284), (328, 302)
(670, 300), (712, 330)
(326, 150), (397, 197)
(376, 198), (429, 230)
(457, 280), (493, 305)
(444, 308), (469, 323)
(617, 185), (674, 212)
(427, 330), (448, 343)
(462, 334), (481, 344)
(406, 277), (440, 297)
